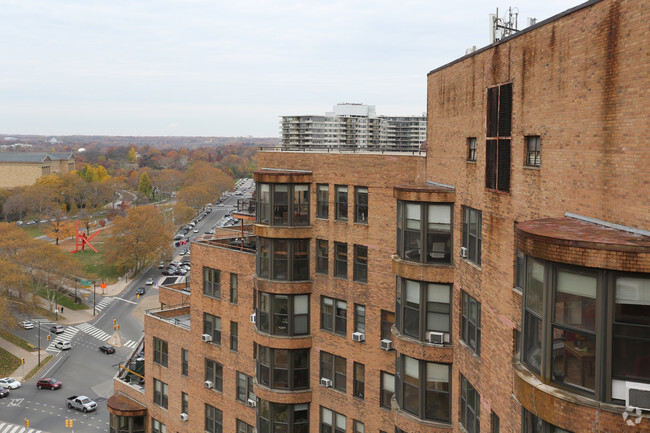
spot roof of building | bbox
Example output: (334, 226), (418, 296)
(0, 152), (75, 163)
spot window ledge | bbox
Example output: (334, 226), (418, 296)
(458, 339), (481, 362)
(512, 287), (523, 296)
(458, 257), (482, 271)
(523, 165), (541, 170)
(466, 160), (477, 164)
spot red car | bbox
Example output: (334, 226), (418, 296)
(36, 378), (62, 390)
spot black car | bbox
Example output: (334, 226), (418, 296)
(99, 345), (116, 354)
(136, 287), (145, 296)
(0, 387), (8, 398)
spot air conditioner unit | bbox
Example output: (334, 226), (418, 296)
(320, 377), (332, 388)
(380, 339), (393, 351)
(460, 246), (468, 258)
(250, 313), (256, 324)
(626, 382), (650, 411)
(247, 398), (256, 408)
(201, 333), (212, 343)
(179, 413), (188, 422)
(204, 380), (213, 389)
(352, 332), (365, 342)
(428, 331), (444, 344)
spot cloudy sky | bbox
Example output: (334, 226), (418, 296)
(1, 0), (585, 137)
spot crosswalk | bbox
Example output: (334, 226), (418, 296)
(123, 340), (138, 349)
(75, 323), (112, 341)
(45, 327), (79, 352)
(94, 297), (114, 313)
(0, 421), (46, 433)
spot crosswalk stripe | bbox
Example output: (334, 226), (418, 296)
(76, 323), (111, 341)
(123, 340), (138, 348)
(0, 423), (43, 433)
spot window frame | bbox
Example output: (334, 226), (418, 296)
(397, 201), (453, 265)
(152, 418), (166, 433)
(461, 291), (481, 356)
(334, 242), (348, 279)
(335, 185), (348, 221)
(230, 321), (238, 352)
(256, 183), (310, 226)
(257, 346), (310, 391)
(485, 83), (512, 192)
(205, 403), (223, 433)
(153, 337), (168, 368)
(258, 401), (309, 433)
(353, 245), (368, 283)
(460, 375), (480, 433)
(237, 419), (255, 433)
(317, 184), (329, 219)
(380, 371), (395, 409)
(396, 278), (451, 341)
(230, 273), (238, 304)
(381, 310), (395, 342)
(181, 391), (188, 414)
(395, 354), (451, 422)
(181, 348), (188, 376)
(257, 292), (309, 336)
(203, 313), (221, 346)
(316, 239), (329, 275)
(525, 135), (541, 167)
(153, 378), (168, 409)
(203, 266), (221, 299)
(461, 206), (482, 266)
(320, 406), (346, 433)
(353, 362), (365, 399)
(467, 137), (477, 162)
(236, 371), (256, 404)
(354, 186), (368, 223)
(257, 237), (310, 281)
(205, 358), (223, 392)
(321, 296), (347, 336)
(320, 351), (347, 392)
(354, 304), (365, 334)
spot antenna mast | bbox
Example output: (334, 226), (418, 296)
(490, 7), (519, 43)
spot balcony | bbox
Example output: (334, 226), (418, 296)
(145, 305), (191, 330)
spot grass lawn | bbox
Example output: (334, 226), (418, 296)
(0, 329), (35, 351)
(0, 347), (22, 377)
(74, 249), (119, 283)
(20, 224), (44, 238)
(37, 290), (89, 311)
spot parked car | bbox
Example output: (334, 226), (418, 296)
(66, 395), (97, 412)
(19, 320), (35, 329)
(162, 268), (175, 276)
(37, 378), (62, 390)
(158, 261), (165, 269)
(135, 287), (145, 296)
(0, 387), (8, 398)
(99, 345), (116, 354)
(55, 341), (71, 350)
(145, 278), (154, 285)
(50, 325), (64, 334)
(0, 378), (21, 389)
(193, 228), (199, 233)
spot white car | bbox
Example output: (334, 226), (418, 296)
(0, 378), (21, 389)
(19, 320), (35, 329)
(55, 341), (72, 350)
(145, 278), (154, 285)
(193, 229), (199, 233)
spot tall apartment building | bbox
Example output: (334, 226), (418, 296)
(107, 0), (649, 432)
(280, 103), (426, 149)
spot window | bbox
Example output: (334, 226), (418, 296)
(523, 258), (544, 373)
(153, 338), (168, 367)
(317, 240), (328, 275)
(152, 419), (166, 433)
(237, 372), (255, 403)
(320, 351), (346, 392)
(353, 362), (365, 399)
(258, 402), (309, 433)
(321, 296), (347, 336)
(257, 183), (310, 226)
(181, 349), (188, 376)
(515, 249), (525, 291)
(354, 304), (365, 334)
(353, 420), (365, 433)
(334, 242), (348, 279)
(203, 313), (221, 345)
(181, 392), (188, 414)
(381, 310), (395, 341)
(461, 292), (481, 356)
(396, 278), (451, 341)
(230, 273), (238, 304)
(110, 414), (145, 432)
(203, 267), (221, 299)
(205, 358), (223, 392)
(230, 321), (238, 352)
(492, 412), (500, 433)
(397, 201), (453, 264)
(237, 420), (255, 433)
(258, 293), (309, 336)
(257, 238), (310, 281)
(467, 137), (477, 161)
(485, 83), (512, 192)
(396, 355), (450, 422)
(462, 206), (482, 265)
(460, 375), (480, 433)
(153, 379), (168, 409)
(257, 346), (309, 390)
(321, 407), (346, 433)
(380, 371), (395, 409)
(354, 187), (368, 223)
(317, 184), (329, 219)
(353, 245), (368, 283)
(522, 408), (573, 433)
(335, 185), (348, 221)
(526, 136), (541, 167)
(205, 404), (223, 433)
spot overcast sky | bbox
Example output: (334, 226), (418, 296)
(0, 0), (585, 137)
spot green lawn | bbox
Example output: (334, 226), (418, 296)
(0, 347), (22, 377)
(37, 290), (89, 311)
(20, 224), (44, 238)
(74, 249), (119, 284)
(0, 329), (35, 351)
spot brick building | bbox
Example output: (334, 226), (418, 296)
(107, 0), (649, 432)
(0, 152), (75, 188)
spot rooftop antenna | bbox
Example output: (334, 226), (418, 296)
(489, 7), (519, 44)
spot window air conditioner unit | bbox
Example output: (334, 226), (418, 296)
(626, 382), (650, 411)
(352, 332), (365, 342)
(201, 333), (212, 343)
(250, 313), (256, 324)
(380, 339), (393, 351)
(320, 378), (332, 388)
(179, 413), (188, 422)
(247, 398), (256, 408)
(204, 380), (213, 389)
(459, 246), (468, 258)
(428, 331), (444, 344)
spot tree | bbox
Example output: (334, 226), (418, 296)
(104, 206), (173, 274)
(138, 172), (153, 197)
(42, 218), (75, 246)
(127, 147), (137, 164)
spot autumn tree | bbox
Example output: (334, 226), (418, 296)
(127, 147), (137, 163)
(42, 217), (75, 245)
(104, 206), (173, 273)
(138, 172), (153, 197)
(78, 164), (110, 183)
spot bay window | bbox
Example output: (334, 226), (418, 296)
(397, 201), (452, 264)
(257, 238), (309, 281)
(257, 292), (309, 336)
(396, 278), (451, 341)
(396, 355), (450, 423)
(256, 183), (310, 226)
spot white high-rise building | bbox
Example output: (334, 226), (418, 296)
(280, 103), (426, 148)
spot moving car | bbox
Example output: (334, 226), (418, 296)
(0, 387), (8, 398)
(145, 278), (154, 285)
(99, 345), (116, 354)
(50, 325), (64, 334)
(36, 378), (62, 390)
(66, 395), (97, 412)
(0, 378), (21, 389)
(136, 287), (145, 296)
(19, 320), (35, 329)
(54, 341), (71, 350)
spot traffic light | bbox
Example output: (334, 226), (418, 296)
(113, 318), (117, 325)
(47, 335), (50, 342)
(25, 419), (29, 427)
(65, 419), (74, 428)
(21, 358), (24, 364)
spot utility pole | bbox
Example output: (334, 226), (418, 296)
(93, 281), (96, 316)
(37, 320), (41, 367)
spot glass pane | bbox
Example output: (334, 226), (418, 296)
(554, 271), (597, 332)
(526, 258), (544, 315)
(551, 326), (596, 391)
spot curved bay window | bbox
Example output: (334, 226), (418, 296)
(396, 278), (451, 341)
(396, 201), (452, 264)
(258, 401), (309, 433)
(109, 414), (145, 433)
(257, 183), (309, 226)
(257, 292), (309, 336)
(395, 354), (451, 423)
(257, 238), (309, 281)
(521, 257), (650, 401)
(257, 346), (309, 390)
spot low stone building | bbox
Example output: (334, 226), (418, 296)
(0, 152), (75, 188)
